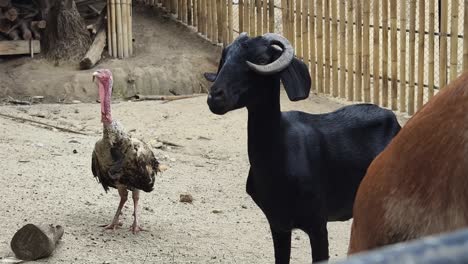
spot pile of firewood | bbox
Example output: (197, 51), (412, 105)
(0, 0), (46, 41)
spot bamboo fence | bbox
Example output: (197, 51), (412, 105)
(142, 0), (468, 115)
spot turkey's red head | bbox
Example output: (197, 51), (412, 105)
(93, 69), (113, 124)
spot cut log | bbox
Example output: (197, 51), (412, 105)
(31, 20), (47, 29)
(0, 7), (17, 21)
(19, 21), (32, 40)
(7, 28), (19, 40)
(0, 0), (10, 8)
(10, 224), (64, 261)
(79, 25), (106, 69)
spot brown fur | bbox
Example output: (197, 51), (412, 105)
(348, 72), (468, 254)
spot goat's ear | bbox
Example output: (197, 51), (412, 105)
(280, 58), (311, 101)
(204, 72), (217, 82)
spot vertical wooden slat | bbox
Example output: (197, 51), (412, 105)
(256, 0), (262, 36)
(449, 0), (459, 81)
(290, 0), (295, 46)
(212, 0), (218, 43)
(464, 0), (468, 71)
(324, 0), (330, 94)
(428, 0), (435, 99)
(399, 2), (407, 112)
(115, 0), (123, 58)
(296, 0), (302, 58)
(183, 0), (187, 23)
(188, 0), (192, 25)
(302, 0), (309, 64)
(268, 0), (274, 32)
(263, 0), (268, 34)
(309, 0), (316, 91)
(281, 0), (288, 38)
(381, 0), (388, 107)
(222, 0), (227, 45)
(408, 0), (416, 115)
(111, 0), (117, 57)
(354, 0), (362, 101)
(339, 0), (345, 98)
(194, 0), (198, 27)
(250, 0), (255, 36)
(372, 0), (379, 104)
(201, 0), (206, 34)
(207, 0), (212, 40)
(172, 0), (177, 14)
(217, 0), (222, 43)
(122, 0), (129, 57)
(107, 0), (112, 56)
(331, 0), (338, 97)
(390, 0), (397, 110)
(346, 0), (353, 101)
(228, 0), (233, 42)
(362, 0), (369, 102)
(417, 0), (425, 110)
(245, 0), (250, 34)
(178, 0), (182, 20)
(316, 0), (324, 93)
(239, 0), (244, 32)
(439, 0), (448, 89)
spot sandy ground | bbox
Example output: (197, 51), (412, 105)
(0, 91), (408, 263)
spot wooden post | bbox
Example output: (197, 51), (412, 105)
(207, 0), (212, 40)
(262, 0), (268, 34)
(309, 0), (316, 91)
(390, 0), (397, 110)
(372, 0), (379, 104)
(417, 0), (425, 110)
(194, 0), (198, 26)
(268, 0), (274, 32)
(408, 0), (416, 115)
(463, 0), (468, 71)
(217, 0), (222, 42)
(127, 0), (133, 56)
(382, 0), (388, 107)
(354, 0), (362, 101)
(289, 0), (294, 46)
(115, 0), (123, 58)
(228, 0), (233, 42)
(324, 0), (330, 94)
(245, 0), (250, 34)
(399, 2), (407, 112)
(331, 0), (338, 97)
(107, 0), (112, 56)
(439, 0), (448, 89)
(250, 0), (255, 36)
(111, 0), (117, 57)
(239, 0), (244, 32)
(449, 0), (458, 81)
(362, 0), (369, 102)
(316, 0), (323, 93)
(256, 0), (261, 36)
(296, 0), (302, 58)
(11, 224), (64, 261)
(346, 0), (353, 101)
(222, 0), (227, 45)
(188, 0), (193, 25)
(212, 0), (217, 43)
(428, 0), (435, 98)
(80, 26), (107, 69)
(281, 0), (287, 39)
(339, 0), (345, 98)
(302, 0), (309, 65)
(121, 0), (129, 58)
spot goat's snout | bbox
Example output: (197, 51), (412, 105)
(210, 86), (225, 99)
(207, 86), (229, 115)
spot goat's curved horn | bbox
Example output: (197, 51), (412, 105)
(246, 33), (294, 75)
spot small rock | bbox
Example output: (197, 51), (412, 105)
(179, 194), (193, 204)
(74, 109), (79, 114)
(144, 206), (154, 213)
(69, 140), (80, 144)
(71, 100), (82, 104)
(170, 158), (176, 162)
(73, 149), (78, 154)
(212, 210), (222, 214)
(295, 236), (300, 240)
(241, 205), (248, 209)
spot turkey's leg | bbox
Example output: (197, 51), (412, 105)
(130, 190), (144, 234)
(102, 186), (128, 230)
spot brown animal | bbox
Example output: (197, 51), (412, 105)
(348, 71), (468, 254)
(92, 69), (161, 234)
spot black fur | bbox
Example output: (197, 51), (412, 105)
(205, 34), (401, 263)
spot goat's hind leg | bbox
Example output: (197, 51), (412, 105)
(270, 227), (292, 264)
(307, 220), (329, 262)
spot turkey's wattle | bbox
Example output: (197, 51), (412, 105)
(91, 69), (160, 234)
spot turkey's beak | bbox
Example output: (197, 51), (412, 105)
(92, 71), (98, 82)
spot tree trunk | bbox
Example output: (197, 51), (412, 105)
(43, 0), (91, 62)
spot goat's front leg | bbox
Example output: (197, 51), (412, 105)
(270, 227), (292, 264)
(307, 220), (329, 262)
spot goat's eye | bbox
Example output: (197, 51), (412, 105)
(258, 58), (269, 65)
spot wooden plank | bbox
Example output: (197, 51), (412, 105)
(362, 0), (369, 102)
(390, 0), (397, 110)
(417, 0), (425, 110)
(107, 0), (112, 56)
(268, 0), (274, 32)
(256, 0), (261, 35)
(316, 0), (323, 93)
(302, 0), (309, 64)
(128, 0), (133, 56)
(245, 0), (250, 34)
(289, 0), (295, 46)
(207, 0), (212, 40)
(296, 0), (302, 58)
(309, 0), (316, 92)
(212, 0), (218, 43)
(372, 0), (379, 104)
(331, 0), (338, 97)
(178, 0), (182, 20)
(262, 0), (268, 34)
(222, 0), (227, 45)
(339, 0), (345, 98)
(382, 0), (388, 107)
(439, 0), (448, 89)
(250, 0), (255, 36)
(346, 0), (353, 101)
(324, 0), (330, 94)
(449, 0), (458, 81)
(355, 0), (362, 101)
(194, 0), (198, 26)
(228, 0), (233, 42)
(110, 0), (117, 57)
(399, 2), (407, 112)
(188, 0), (192, 25)
(408, 0), (416, 115)
(281, 0), (288, 39)
(239, 0), (244, 32)
(121, 0), (129, 58)
(464, 0), (468, 71)
(428, 0), (435, 99)
(217, 0), (222, 43)
(0, 40), (40, 55)
(115, 0), (123, 58)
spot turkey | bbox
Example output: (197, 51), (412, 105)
(91, 69), (160, 234)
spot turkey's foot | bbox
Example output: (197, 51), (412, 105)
(100, 221), (123, 230)
(129, 223), (145, 234)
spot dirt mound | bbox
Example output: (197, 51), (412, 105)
(0, 6), (219, 103)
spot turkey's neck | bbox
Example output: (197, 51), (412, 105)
(99, 78), (113, 125)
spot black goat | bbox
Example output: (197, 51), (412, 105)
(204, 32), (401, 263)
